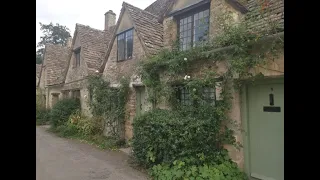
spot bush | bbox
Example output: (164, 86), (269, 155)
(55, 123), (79, 137)
(150, 159), (248, 180)
(50, 98), (81, 128)
(132, 109), (231, 168)
(36, 108), (51, 125)
(69, 110), (104, 136)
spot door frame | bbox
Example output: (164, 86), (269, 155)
(134, 85), (145, 116)
(241, 76), (284, 178)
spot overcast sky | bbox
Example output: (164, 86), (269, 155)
(36, 0), (155, 50)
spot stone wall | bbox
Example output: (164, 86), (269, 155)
(47, 86), (63, 109)
(159, 0), (283, 169)
(103, 28), (147, 140)
(64, 33), (89, 87)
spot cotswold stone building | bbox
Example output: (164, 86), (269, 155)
(99, 0), (284, 179)
(37, 1), (284, 179)
(62, 17), (115, 115)
(37, 12), (116, 111)
(38, 44), (71, 108)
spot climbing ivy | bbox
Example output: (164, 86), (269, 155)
(134, 5), (284, 179)
(139, 6), (284, 106)
(87, 75), (130, 138)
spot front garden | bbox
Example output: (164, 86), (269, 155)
(36, 95), (125, 150)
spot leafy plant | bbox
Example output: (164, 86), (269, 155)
(132, 109), (235, 168)
(76, 114), (104, 136)
(50, 98), (81, 128)
(150, 159), (248, 180)
(87, 75), (130, 138)
(36, 108), (51, 125)
(133, 3), (283, 179)
(55, 123), (79, 137)
(36, 90), (50, 125)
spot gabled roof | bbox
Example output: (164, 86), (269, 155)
(44, 44), (70, 86)
(124, 2), (164, 55)
(144, 0), (176, 22)
(73, 24), (115, 75)
(99, 2), (164, 72)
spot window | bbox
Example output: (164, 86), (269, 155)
(175, 86), (215, 106)
(72, 90), (80, 99)
(179, 8), (210, 51)
(51, 93), (60, 107)
(74, 48), (81, 67)
(62, 91), (70, 99)
(117, 29), (133, 61)
(176, 86), (192, 106)
(202, 87), (215, 106)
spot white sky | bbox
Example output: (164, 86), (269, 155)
(36, 0), (155, 50)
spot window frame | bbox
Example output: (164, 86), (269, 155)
(72, 89), (81, 100)
(174, 85), (216, 107)
(117, 28), (134, 61)
(176, 5), (210, 51)
(74, 47), (81, 67)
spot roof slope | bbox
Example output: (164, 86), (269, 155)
(124, 2), (164, 55)
(144, 0), (176, 22)
(44, 44), (70, 86)
(246, 0), (284, 32)
(75, 24), (115, 74)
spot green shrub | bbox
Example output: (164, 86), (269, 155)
(36, 108), (51, 125)
(150, 159), (248, 180)
(55, 123), (79, 137)
(132, 109), (232, 168)
(50, 98), (81, 128)
(70, 111), (104, 136)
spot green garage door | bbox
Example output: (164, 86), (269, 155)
(247, 80), (284, 180)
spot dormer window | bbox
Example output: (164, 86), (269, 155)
(178, 8), (210, 51)
(74, 47), (81, 67)
(117, 28), (133, 61)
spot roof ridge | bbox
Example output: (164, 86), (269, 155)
(45, 43), (69, 48)
(76, 23), (105, 33)
(123, 1), (159, 19)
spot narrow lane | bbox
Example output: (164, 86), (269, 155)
(36, 126), (147, 180)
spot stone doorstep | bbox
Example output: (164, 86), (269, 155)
(119, 147), (133, 157)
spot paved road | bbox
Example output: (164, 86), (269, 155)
(36, 126), (148, 180)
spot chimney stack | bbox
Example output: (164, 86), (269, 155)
(104, 10), (116, 30)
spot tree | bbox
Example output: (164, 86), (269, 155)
(36, 22), (71, 64)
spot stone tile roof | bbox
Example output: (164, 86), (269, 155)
(246, 0), (284, 33)
(36, 64), (42, 78)
(144, 0), (176, 22)
(124, 2), (164, 55)
(76, 24), (115, 74)
(44, 44), (70, 86)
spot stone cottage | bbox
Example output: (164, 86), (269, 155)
(38, 44), (71, 108)
(62, 12), (116, 115)
(99, 0), (178, 140)
(99, 0), (284, 180)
